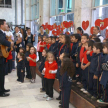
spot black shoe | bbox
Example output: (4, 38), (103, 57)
(0, 93), (10, 97)
(59, 101), (62, 104)
(56, 96), (61, 100)
(59, 105), (62, 108)
(3, 89), (10, 92)
(17, 79), (20, 82)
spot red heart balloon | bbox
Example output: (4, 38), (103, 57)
(95, 18), (108, 30)
(69, 21), (74, 27)
(56, 25), (61, 30)
(105, 29), (108, 38)
(82, 20), (89, 30)
(90, 26), (94, 34)
(52, 30), (57, 35)
(65, 32), (70, 35)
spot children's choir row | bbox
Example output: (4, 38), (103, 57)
(38, 33), (108, 108)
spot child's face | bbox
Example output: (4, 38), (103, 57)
(85, 43), (89, 50)
(38, 37), (41, 42)
(48, 54), (54, 62)
(61, 35), (65, 44)
(93, 46), (97, 53)
(52, 39), (56, 44)
(81, 36), (88, 45)
(42, 50), (47, 57)
(30, 47), (35, 54)
(72, 36), (78, 43)
(48, 38), (52, 44)
(19, 49), (24, 53)
(46, 39), (48, 44)
(59, 53), (64, 60)
(70, 36), (73, 42)
(59, 35), (62, 42)
(43, 36), (46, 41)
(26, 46), (29, 51)
(103, 46), (108, 54)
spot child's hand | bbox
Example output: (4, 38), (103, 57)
(76, 63), (79, 67)
(21, 70), (23, 73)
(75, 54), (77, 57)
(86, 51), (91, 55)
(42, 70), (45, 74)
(81, 64), (86, 70)
(59, 89), (62, 91)
(93, 75), (98, 79)
(49, 70), (52, 73)
(27, 57), (31, 61)
(99, 76), (101, 81)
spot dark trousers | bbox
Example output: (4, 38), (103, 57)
(102, 84), (108, 102)
(25, 63), (32, 79)
(20, 72), (24, 82)
(12, 51), (15, 69)
(88, 73), (100, 97)
(42, 75), (46, 90)
(82, 66), (89, 90)
(8, 60), (12, 73)
(30, 66), (36, 79)
(38, 52), (42, 61)
(45, 78), (55, 98)
(62, 87), (71, 108)
(5, 62), (8, 75)
(0, 58), (5, 94)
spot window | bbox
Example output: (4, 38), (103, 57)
(93, 0), (108, 7)
(31, 0), (39, 20)
(92, 0), (108, 38)
(0, 0), (11, 8)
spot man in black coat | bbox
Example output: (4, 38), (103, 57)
(0, 19), (14, 97)
(24, 28), (35, 47)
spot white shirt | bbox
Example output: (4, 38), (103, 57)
(5, 31), (14, 41)
(16, 31), (22, 38)
(97, 33), (104, 42)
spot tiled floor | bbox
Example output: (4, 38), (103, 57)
(0, 70), (75, 108)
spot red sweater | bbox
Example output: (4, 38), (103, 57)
(40, 41), (46, 52)
(29, 54), (37, 66)
(47, 43), (51, 49)
(44, 61), (58, 79)
(6, 51), (12, 62)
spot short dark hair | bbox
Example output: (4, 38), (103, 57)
(93, 37), (101, 42)
(71, 34), (81, 42)
(103, 42), (108, 49)
(87, 40), (95, 49)
(52, 36), (56, 40)
(27, 28), (31, 30)
(93, 42), (103, 52)
(82, 33), (89, 39)
(0, 19), (6, 27)
(19, 47), (25, 53)
(15, 26), (19, 29)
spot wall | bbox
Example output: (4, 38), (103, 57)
(0, 0), (15, 25)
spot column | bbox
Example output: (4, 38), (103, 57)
(74, 0), (92, 34)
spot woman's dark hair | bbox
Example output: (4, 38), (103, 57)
(77, 27), (84, 34)
(0, 19), (6, 26)
(93, 42), (103, 52)
(103, 42), (108, 49)
(19, 52), (25, 60)
(63, 34), (71, 52)
(93, 37), (101, 42)
(60, 58), (75, 78)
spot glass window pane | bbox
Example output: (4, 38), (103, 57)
(50, 0), (56, 16)
(66, 0), (72, 13)
(0, 0), (4, 7)
(93, 0), (108, 7)
(103, 0), (108, 5)
(58, 0), (63, 14)
(5, 0), (11, 8)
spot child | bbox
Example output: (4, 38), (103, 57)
(46, 37), (52, 49)
(76, 33), (89, 84)
(37, 36), (43, 62)
(70, 34), (81, 63)
(56, 53), (70, 101)
(59, 57), (75, 108)
(90, 34), (97, 40)
(80, 40), (94, 93)
(57, 34), (70, 58)
(17, 52), (25, 83)
(39, 49), (48, 92)
(88, 42), (103, 99)
(25, 43), (33, 79)
(92, 37), (101, 42)
(97, 42), (108, 103)
(49, 36), (57, 57)
(42, 52), (58, 101)
(27, 47), (37, 83)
